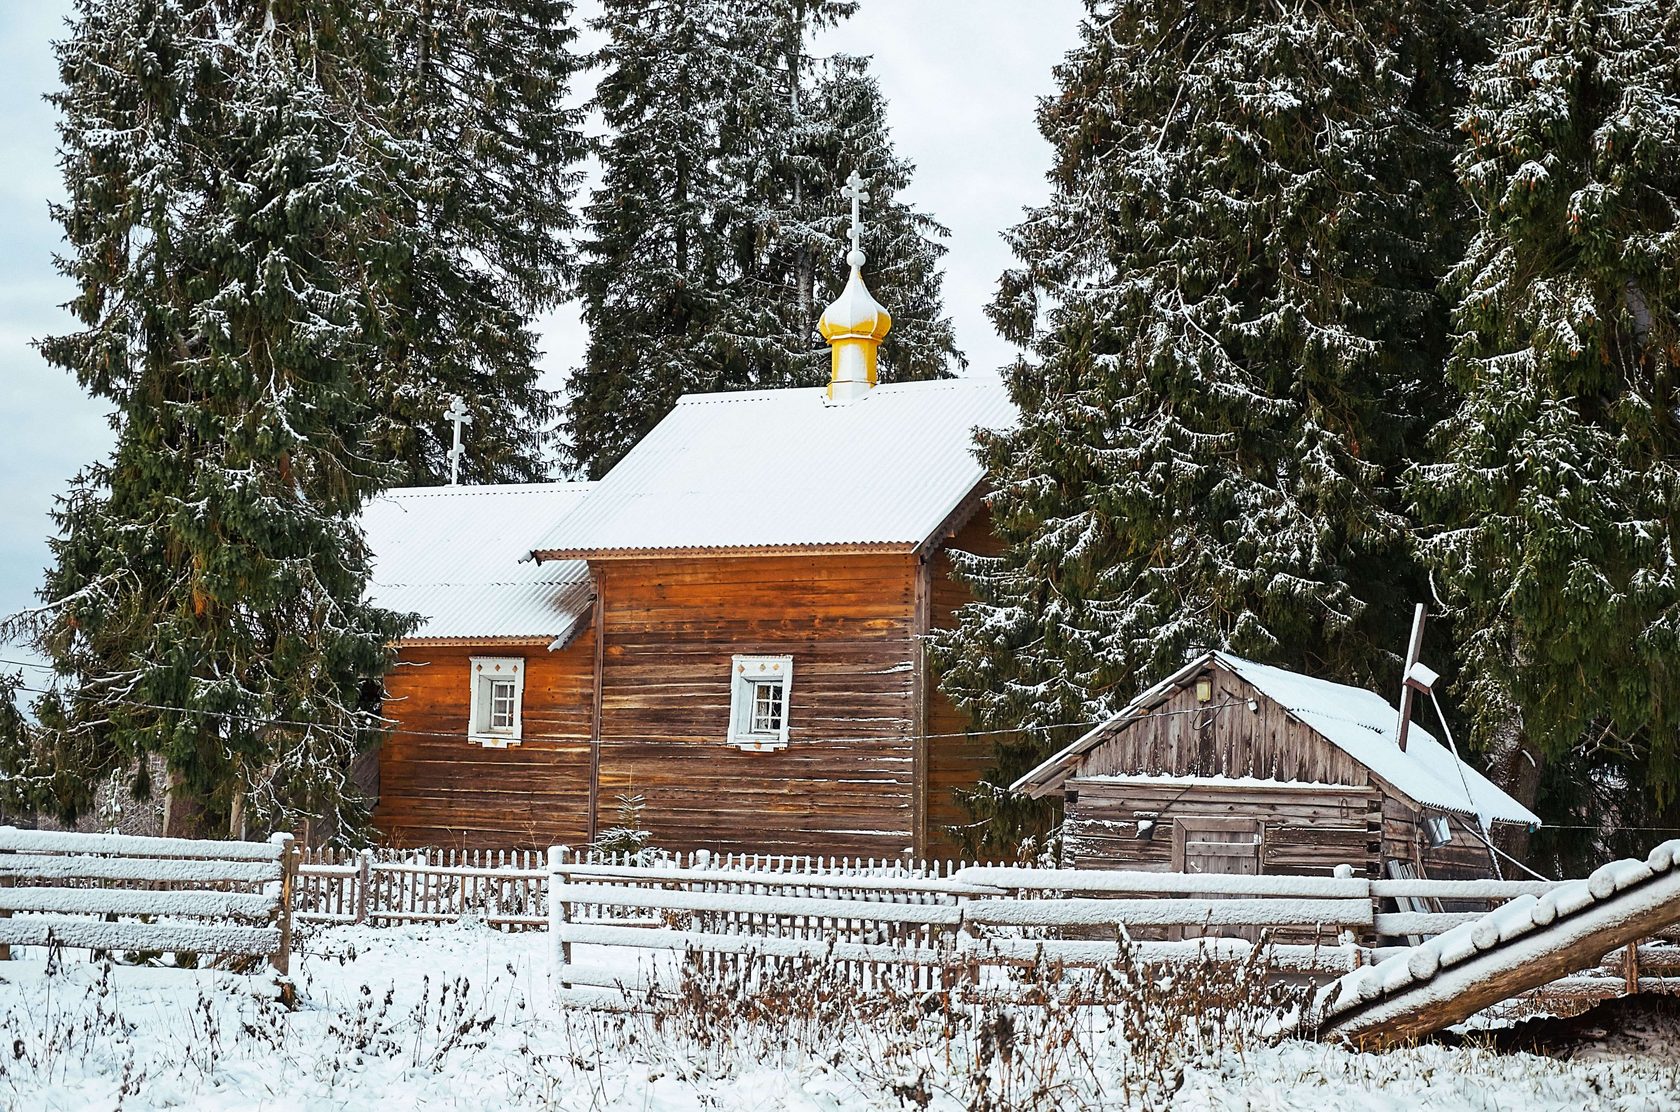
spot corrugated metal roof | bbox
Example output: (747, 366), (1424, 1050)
(531, 377), (1018, 557)
(1014, 652), (1540, 826)
(363, 482), (594, 643)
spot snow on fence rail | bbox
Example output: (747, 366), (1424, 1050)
(0, 826), (295, 974)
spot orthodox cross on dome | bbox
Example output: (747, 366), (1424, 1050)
(445, 394), (473, 486)
(841, 169), (869, 265)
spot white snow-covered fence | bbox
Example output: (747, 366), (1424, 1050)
(549, 849), (982, 994)
(0, 827), (295, 976)
(546, 855), (1403, 998)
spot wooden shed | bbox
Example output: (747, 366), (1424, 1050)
(1012, 652), (1540, 882)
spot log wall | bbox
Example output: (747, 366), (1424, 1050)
(593, 552), (921, 857)
(371, 506), (1011, 858)
(375, 640), (596, 850)
(923, 509), (1000, 856)
(1063, 776), (1382, 878)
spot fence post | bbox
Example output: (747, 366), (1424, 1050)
(0, 826), (14, 962)
(1333, 863), (1358, 948)
(548, 845), (572, 988)
(356, 849), (373, 925)
(271, 833), (297, 983)
(1624, 942), (1640, 995)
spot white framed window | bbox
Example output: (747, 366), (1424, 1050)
(728, 655), (793, 751)
(468, 656), (525, 747)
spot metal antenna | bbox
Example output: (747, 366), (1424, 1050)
(445, 395), (473, 486)
(1395, 603), (1427, 752)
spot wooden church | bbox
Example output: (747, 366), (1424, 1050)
(362, 218), (1014, 857)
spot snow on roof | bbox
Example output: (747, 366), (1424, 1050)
(363, 482), (595, 644)
(531, 377), (1017, 557)
(1014, 651), (1541, 826)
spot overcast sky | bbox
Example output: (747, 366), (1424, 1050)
(0, 0), (1084, 648)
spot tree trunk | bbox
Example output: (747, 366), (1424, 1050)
(161, 769), (207, 840)
(1489, 718), (1543, 865)
(228, 786), (247, 841)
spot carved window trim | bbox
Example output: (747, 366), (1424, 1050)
(728, 655), (792, 751)
(468, 656), (525, 748)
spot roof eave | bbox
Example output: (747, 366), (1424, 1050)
(531, 541), (921, 562)
(395, 635), (559, 648)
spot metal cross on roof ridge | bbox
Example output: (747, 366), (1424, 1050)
(841, 168), (869, 260)
(445, 394), (473, 486)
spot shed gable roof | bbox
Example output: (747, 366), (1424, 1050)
(1013, 651), (1540, 827)
(530, 377), (1017, 559)
(364, 482), (594, 645)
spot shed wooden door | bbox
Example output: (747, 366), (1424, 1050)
(1172, 817), (1263, 941)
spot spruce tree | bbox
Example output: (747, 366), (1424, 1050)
(931, 0), (1476, 853)
(564, 0), (960, 477)
(21, 0), (415, 837)
(1413, 0), (1680, 842)
(365, 0), (585, 484)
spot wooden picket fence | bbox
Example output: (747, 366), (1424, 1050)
(295, 847), (548, 929)
(294, 847), (952, 932)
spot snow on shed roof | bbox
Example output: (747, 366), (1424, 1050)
(531, 377), (1017, 558)
(363, 482), (594, 644)
(1014, 651), (1540, 826)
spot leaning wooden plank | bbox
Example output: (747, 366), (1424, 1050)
(550, 884), (963, 925)
(963, 935), (1369, 974)
(0, 888), (277, 921)
(0, 827), (283, 861)
(964, 896), (1372, 929)
(0, 916), (281, 954)
(0, 857), (280, 885)
(1316, 853), (1680, 1046)
(955, 867), (1368, 899)
(557, 921), (953, 966)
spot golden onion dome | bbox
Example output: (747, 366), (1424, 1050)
(819, 248), (893, 345)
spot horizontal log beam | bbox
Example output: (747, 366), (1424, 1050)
(0, 888), (276, 922)
(0, 857), (281, 885)
(0, 827), (283, 861)
(0, 915), (280, 956)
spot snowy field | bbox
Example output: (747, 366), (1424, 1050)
(1, 922), (1677, 1111)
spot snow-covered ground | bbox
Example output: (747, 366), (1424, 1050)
(2, 923), (1677, 1111)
